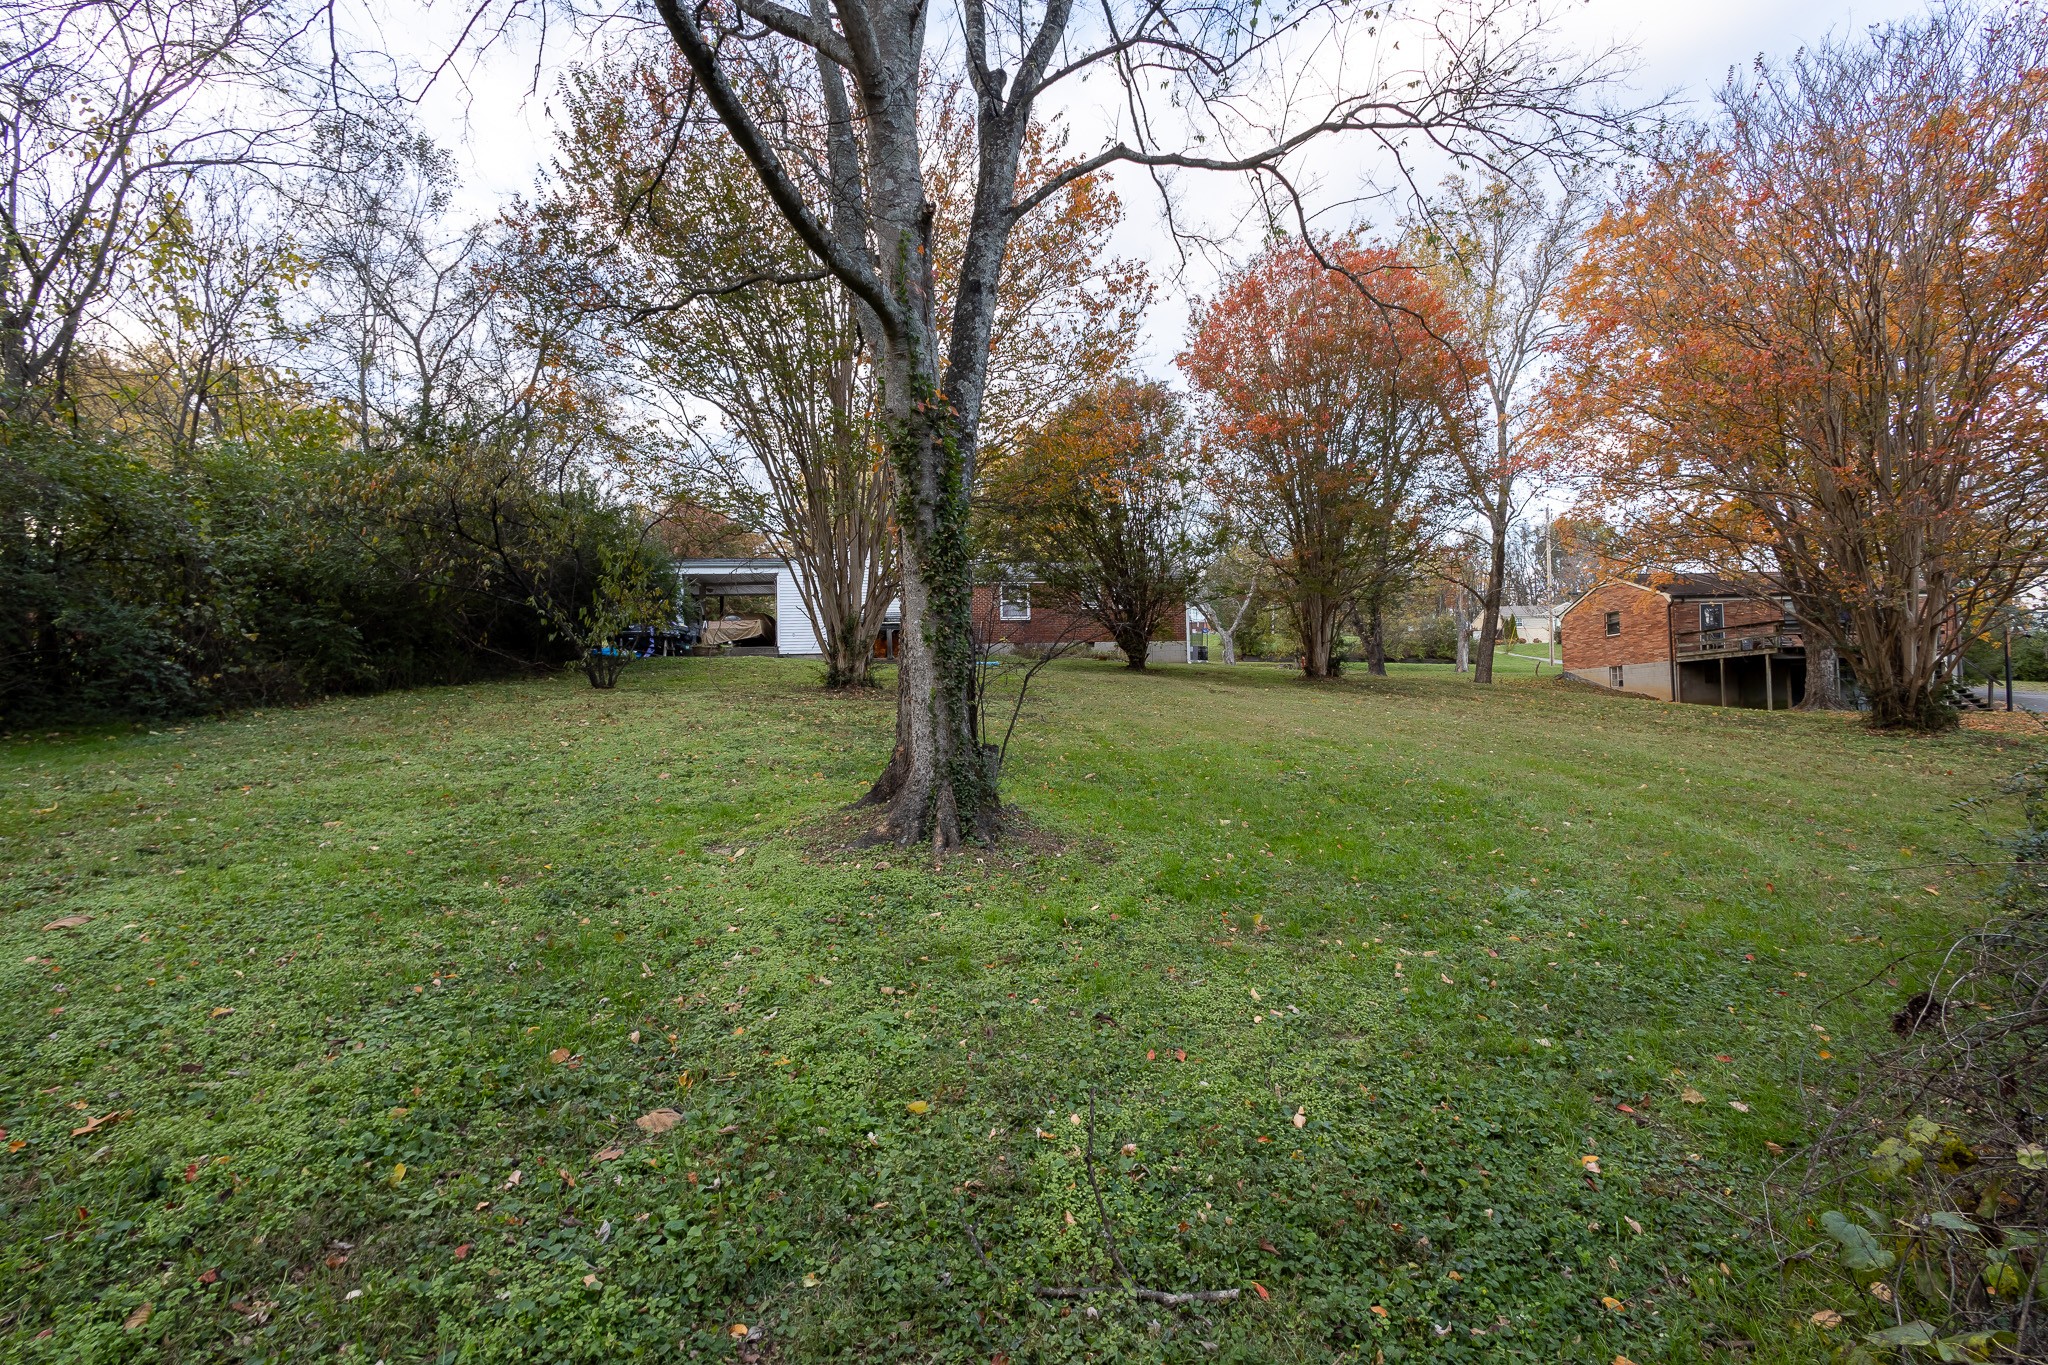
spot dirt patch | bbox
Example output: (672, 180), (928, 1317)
(795, 801), (1078, 872)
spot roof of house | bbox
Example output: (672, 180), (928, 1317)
(1555, 571), (1784, 620)
(1650, 572), (1781, 601)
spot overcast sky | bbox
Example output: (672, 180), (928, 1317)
(418, 0), (1934, 368)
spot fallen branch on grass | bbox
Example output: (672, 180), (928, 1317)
(1035, 1285), (1242, 1305)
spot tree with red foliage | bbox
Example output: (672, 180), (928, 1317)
(1181, 239), (1468, 678)
(1551, 8), (2048, 729)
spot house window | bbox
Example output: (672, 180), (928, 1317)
(998, 586), (1031, 621)
(1604, 610), (1621, 637)
(1608, 665), (1625, 688)
(1700, 602), (1725, 631)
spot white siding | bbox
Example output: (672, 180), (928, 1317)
(775, 567), (823, 656)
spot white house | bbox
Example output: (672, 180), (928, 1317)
(1496, 602), (1566, 645)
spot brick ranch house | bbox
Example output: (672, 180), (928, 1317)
(1559, 574), (1814, 709)
(972, 583), (1190, 664)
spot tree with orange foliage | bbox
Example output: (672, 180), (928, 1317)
(1552, 8), (2048, 729)
(981, 377), (1210, 669)
(1181, 239), (1466, 678)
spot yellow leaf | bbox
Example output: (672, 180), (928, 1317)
(210, 1007), (234, 1018)
(729, 1324), (749, 1339)
(905, 1101), (929, 1114)
(1601, 1295), (1625, 1311)
(389, 1162), (406, 1186)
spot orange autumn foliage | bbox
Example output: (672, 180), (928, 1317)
(1551, 11), (2048, 728)
(1181, 239), (1469, 677)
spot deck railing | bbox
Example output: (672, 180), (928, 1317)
(1673, 618), (1805, 658)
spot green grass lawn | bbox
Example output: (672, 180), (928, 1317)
(2, 659), (2037, 1362)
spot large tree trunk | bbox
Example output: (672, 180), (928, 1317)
(1472, 480), (1511, 684)
(856, 348), (997, 844)
(1298, 596), (1342, 677)
(822, 607), (875, 689)
(1798, 634), (1843, 710)
(1113, 623), (1150, 669)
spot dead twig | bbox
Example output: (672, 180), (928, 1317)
(1083, 1088), (1133, 1286)
(1035, 1285), (1242, 1305)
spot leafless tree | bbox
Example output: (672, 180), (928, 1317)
(0, 0), (312, 418)
(1411, 172), (1591, 683)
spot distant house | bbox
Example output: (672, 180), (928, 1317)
(972, 583), (1190, 664)
(673, 559), (1189, 663)
(1559, 574), (1809, 708)
(1495, 602), (1567, 645)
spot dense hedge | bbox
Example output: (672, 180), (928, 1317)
(0, 419), (666, 726)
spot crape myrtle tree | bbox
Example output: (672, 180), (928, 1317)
(1181, 238), (1468, 679)
(1552, 8), (2048, 730)
(983, 377), (1211, 669)
(611, 0), (1634, 846)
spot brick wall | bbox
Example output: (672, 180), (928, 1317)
(971, 585), (1187, 650)
(1560, 581), (1672, 677)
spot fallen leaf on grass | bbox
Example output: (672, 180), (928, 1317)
(1370, 1305), (1388, 1318)
(70, 1111), (124, 1138)
(1292, 1107), (1307, 1128)
(1680, 1088), (1706, 1104)
(1729, 1101), (1751, 1113)
(41, 915), (90, 931)
(905, 1101), (929, 1114)
(209, 1007), (233, 1018)
(388, 1163), (406, 1186)
(452, 1244), (470, 1260)
(592, 1147), (624, 1162)
(635, 1109), (683, 1134)
(198, 1268), (218, 1285)
(1601, 1296), (1625, 1312)
(1625, 1215), (1644, 1235)
(123, 1303), (152, 1331)
(1580, 1155), (1601, 1175)
(1251, 1282), (1270, 1300)
(547, 1048), (572, 1064)
(503, 1170), (522, 1188)
(1810, 1309), (1842, 1328)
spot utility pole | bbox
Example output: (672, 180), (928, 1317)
(1546, 521), (1557, 666)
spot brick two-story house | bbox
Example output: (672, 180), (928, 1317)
(1559, 574), (1807, 709)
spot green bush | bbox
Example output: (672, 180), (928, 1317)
(0, 417), (668, 726)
